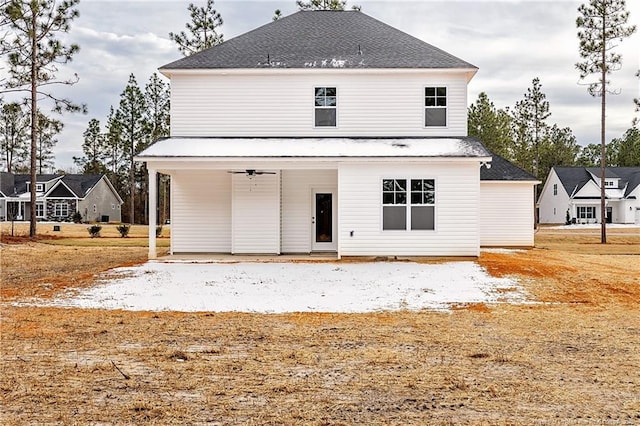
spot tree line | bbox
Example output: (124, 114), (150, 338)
(72, 73), (170, 224)
(469, 77), (640, 186)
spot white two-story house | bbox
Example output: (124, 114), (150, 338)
(137, 10), (538, 258)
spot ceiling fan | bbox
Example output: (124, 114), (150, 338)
(228, 169), (277, 177)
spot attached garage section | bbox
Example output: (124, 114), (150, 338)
(480, 182), (536, 247)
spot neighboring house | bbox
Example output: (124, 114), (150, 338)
(0, 172), (123, 222)
(539, 166), (640, 225)
(137, 10), (539, 258)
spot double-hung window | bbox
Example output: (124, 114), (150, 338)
(577, 206), (596, 219)
(410, 179), (435, 230)
(314, 87), (337, 127)
(382, 178), (436, 230)
(35, 202), (45, 218)
(54, 203), (68, 217)
(382, 179), (407, 230)
(553, 184), (558, 196)
(425, 87), (447, 127)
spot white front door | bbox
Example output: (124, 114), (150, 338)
(311, 188), (337, 251)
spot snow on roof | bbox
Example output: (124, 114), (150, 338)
(136, 137), (491, 160)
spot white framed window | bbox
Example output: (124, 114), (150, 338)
(577, 206), (596, 219)
(382, 179), (407, 230)
(410, 179), (435, 230)
(54, 203), (69, 217)
(553, 183), (557, 196)
(382, 178), (436, 231)
(314, 87), (337, 127)
(35, 202), (45, 218)
(604, 180), (615, 187)
(36, 183), (44, 192)
(424, 86), (447, 127)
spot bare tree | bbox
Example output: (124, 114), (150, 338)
(576, 0), (636, 243)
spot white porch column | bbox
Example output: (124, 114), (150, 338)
(148, 167), (157, 259)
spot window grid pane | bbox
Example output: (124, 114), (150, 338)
(410, 179), (435, 205)
(314, 86), (337, 127)
(425, 86), (447, 127)
(382, 179), (407, 205)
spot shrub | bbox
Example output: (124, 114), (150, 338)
(156, 225), (163, 237)
(116, 224), (130, 238)
(72, 211), (82, 223)
(87, 224), (102, 238)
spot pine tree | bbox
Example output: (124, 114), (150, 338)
(576, 0), (636, 243)
(467, 92), (513, 159)
(34, 111), (62, 173)
(169, 0), (223, 56)
(2, 0), (85, 237)
(143, 73), (170, 146)
(73, 118), (108, 174)
(115, 74), (146, 224)
(0, 101), (29, 172)
(511, 78), (550, 178)
(538, 125), (580, 181)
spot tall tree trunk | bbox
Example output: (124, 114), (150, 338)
(130, 137), (135, 224)
(600, 14), (607, 244)
(29, 10), (37, 239)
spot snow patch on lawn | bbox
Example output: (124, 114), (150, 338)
(36, 261), (525, 313)
(549, 223), (640, 229)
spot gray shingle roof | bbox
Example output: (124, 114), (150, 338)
(480, 152), (538, 181)
(1, 174), (103, 198)
(553, 166), (640, 197)
(161, 11), (476, 70)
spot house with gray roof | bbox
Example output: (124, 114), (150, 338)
(137, 10), (539, 258)
(539, 166), (640, 224)
(0, 173), (123, 223)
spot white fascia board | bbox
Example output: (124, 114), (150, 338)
(481, 180), (541, 185)
(43, 179), (78, 198)
(160, 67), (477, 80)
(138, 157), (491, 172)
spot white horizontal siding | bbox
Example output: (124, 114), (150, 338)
(232, 172), (280, 254)
(170, 72), (468, 137)
(338, 162), (480, 256)
(538, 169), (570, 224)
(171, 170), (230, 252)
(281, 169), (338, 253)
(480, 182), (535, 247)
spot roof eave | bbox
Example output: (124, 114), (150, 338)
(159, 66), (478, 79)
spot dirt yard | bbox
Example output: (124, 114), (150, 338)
(1, 225), (639, 424)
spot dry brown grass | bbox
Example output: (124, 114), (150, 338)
(1, 226), (639, 424)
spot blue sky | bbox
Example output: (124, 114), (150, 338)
(19, 0), (640, 170)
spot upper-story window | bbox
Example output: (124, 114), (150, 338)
(26, 183), (45, 192)
(314, 87), (337, 127)
(604, 180), (615, 187)
(425, 87), (447, 127)
(553, 183), (558, 196)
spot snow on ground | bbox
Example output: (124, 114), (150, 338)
(38, 261), (525, 313)
(549, 223), (640, 229)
